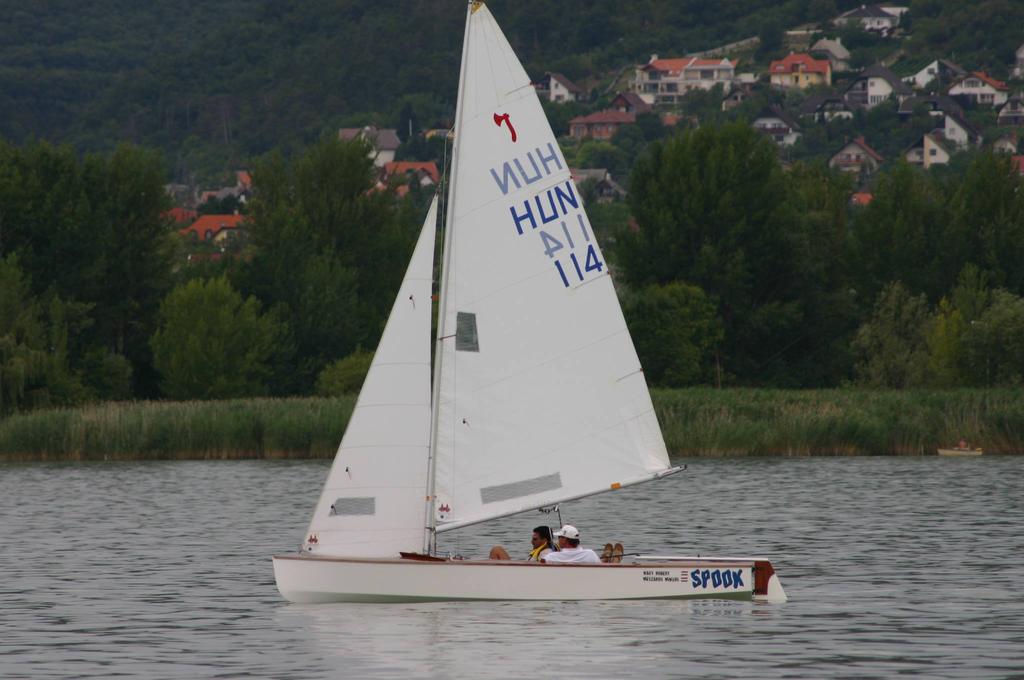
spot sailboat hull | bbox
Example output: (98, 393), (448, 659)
(272, 555), (786, 603)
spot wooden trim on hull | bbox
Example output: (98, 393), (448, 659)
(272, 554), (771, 604)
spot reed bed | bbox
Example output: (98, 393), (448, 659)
(0, 397), (354, 462)
(654, 388), (1024, 456)
(0, 390), (1021, 462)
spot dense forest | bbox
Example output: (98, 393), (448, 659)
(3, 0), (1024, 180)
(2, 128), (1023, 415)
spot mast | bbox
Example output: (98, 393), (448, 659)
(423, 0), (477, 554)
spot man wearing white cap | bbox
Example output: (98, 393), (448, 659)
(541, 525), (601, 564)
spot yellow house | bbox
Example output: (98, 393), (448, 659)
(769, 53), (832, 89)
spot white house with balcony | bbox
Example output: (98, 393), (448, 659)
(752, 107), (802, 147)
(634, 55), (737, 105)
(948, 72), (1009, 107)
(844, 65), (912, 109)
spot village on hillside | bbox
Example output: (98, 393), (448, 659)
(167, 4), (1024, 256)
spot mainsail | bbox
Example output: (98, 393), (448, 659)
(304, 197), (437, 557)
(431, 3), (673, 534)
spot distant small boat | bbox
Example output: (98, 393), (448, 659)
(937, 447), (983, 457)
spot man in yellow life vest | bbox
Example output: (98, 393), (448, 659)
(527, 525), (556, 561)
(488, 525), (556, 561)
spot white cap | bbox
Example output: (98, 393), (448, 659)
(554, 525), (580, 540)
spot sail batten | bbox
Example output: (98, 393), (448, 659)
(435, 467), (684, 534)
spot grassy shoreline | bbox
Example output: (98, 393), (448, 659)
(0, 389), (1021, 463)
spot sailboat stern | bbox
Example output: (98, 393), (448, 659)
(752, 559), (788, 603)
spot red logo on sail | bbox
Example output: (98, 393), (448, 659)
(494, 113), (517, 142)
(438, 503), (451, 513)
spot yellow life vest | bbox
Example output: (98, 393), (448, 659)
(528, 541), (551, 561)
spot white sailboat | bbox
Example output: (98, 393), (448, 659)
(272, 1), (787, 604)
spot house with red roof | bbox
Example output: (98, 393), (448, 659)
(769, 54), (832, 89)
(948, 72), (1009, 107)
(179, 214), (245, 244)
(164, 207), (198, 225)
(850, 192), (874, 207)
(829, 137), (884, 176)
(634, 55), (738, 105)
(383, 161), (440, 185)
(569, 110), (636, 140)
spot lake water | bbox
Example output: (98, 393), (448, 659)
(1, 457), (1022, 679)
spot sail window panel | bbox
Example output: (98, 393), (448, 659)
(480, 473), (562, 504)
(455, 312), (480, 352)
(329, 497), (376, 516)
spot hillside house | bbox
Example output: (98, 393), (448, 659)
(905, 133), (951, 169)
(898, 95), (962, 120)
(570, 168), (627, 203)
(834, 5), (907, 34)
(829, 137), (884, 175)
(769, 53), (832, 89)
(381, 162), (440, 197)
(943, 111), (982, 149)
(800, 93), (854, 122)
(339, 126), (402, 167)
(721, 84), (753, 111)
(1013, 44), (1024, 79)
(850, 192), (874, 207)
(569, 110), (635, 140)
(634, 55), (737, 105)
(752, 107), (802, 147)
(993, 133), (1019, 154)
(197, 170), (253, 207)
(845, 65), (912, 109)
(810, 38), (851, 73)
(610, 92), (652, 115)
(534, 72), (583, 103)
(948, 72), (1009, 107)
(164, 207), (198, 225)
(997, 95), (1024, 127)
(179, 214), (244, 244)
(903, 59), (966, 90)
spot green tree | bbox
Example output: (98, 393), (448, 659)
(961, 290), (1024, 387)
(617, 123), (850, 385)
(852, 281), (932, 388)
(151, 277), (282, 399)
(0, 255), (84, 413)
(925, 298), (965, 387)
(850, 162), (949, 305)
(239, 136), (415, 393)
(315, 349), (374, 396)
(623, 282), (723, 387)
(945, 153), (1024, 296)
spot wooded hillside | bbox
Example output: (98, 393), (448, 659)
(6, 0), (1021, 179)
